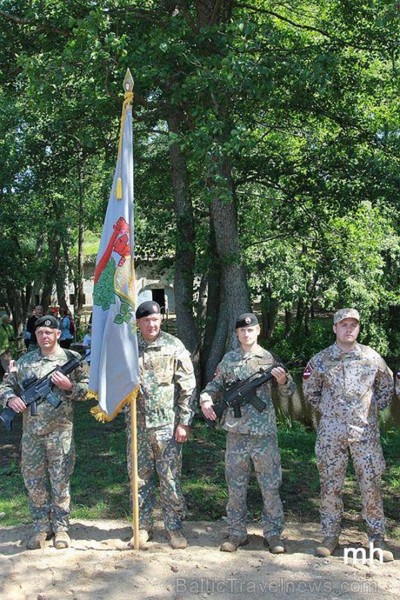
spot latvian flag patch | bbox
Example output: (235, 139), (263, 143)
(303, 363), (313, 380)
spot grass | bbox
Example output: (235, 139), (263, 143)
(1, 403), (399, 540)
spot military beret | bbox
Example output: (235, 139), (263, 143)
(34, 315), (60, 330)
(235, 313), (259, 328)
(136, 301), (161, 319)
(333, 308), (360, 325)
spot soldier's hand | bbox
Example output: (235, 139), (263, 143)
(175, 424), (190, 443)
(201, 400), (217, 421)
(271, 366), (288, 385)
(7, 396), (26, 413)
(51, 371), (73, 391)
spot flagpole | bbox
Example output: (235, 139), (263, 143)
(130, 393), (140, 551)
(120, 68), (140, 552)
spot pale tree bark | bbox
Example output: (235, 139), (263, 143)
(204, 153), (250, 381)
(76, 156), (85, 311)
(42, 234), (63, 312)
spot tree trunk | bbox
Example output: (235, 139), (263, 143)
(42, 233), (63, 312)
(76, 156), (85, 311)
(5, 283), (25, 353)
(260, 283), (279, 340)
(168, 112), (199, 358)
(284, 308), (292, 337)
(204, 154), (250, 381)
(200, 221), (221, 383)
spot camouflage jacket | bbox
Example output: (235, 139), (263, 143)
(200, 345), (295, 436)
(395, 369), (400, 398)
(303, 342), (393, 442)
(0, 346), (88, 436)
(137, 331), (196, 429)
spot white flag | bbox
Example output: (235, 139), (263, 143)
(89, 70), (139, 420)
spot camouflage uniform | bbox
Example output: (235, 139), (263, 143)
(200, 346), (295, 540)
(395, 370), (400, 398)
(303, 342), (393, 540)
(0, 347), (88, 534)
(126, 330), (195, 532)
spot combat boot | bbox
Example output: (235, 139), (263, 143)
(27, 531), (48, 550)
(264, 535), (286, 554)
(166, 529), (188, 549)
(54, 531), (71, 549)
(315, 536), (339, 557)
(372, 538), (394, 562)
(220, 535), (249, 552)
(129, 528), (153, 549)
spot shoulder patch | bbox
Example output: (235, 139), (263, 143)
(303, 363), (313, 380)
(396, 371), (400, 380)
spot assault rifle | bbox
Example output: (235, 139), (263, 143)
(0, 355), (82, 432)
(204, 362), (286, 428)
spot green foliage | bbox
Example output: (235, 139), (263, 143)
(1, 1), (400, 358)
(269, 318), (334, 362)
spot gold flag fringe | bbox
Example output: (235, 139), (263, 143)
(89, 385), (139, 422)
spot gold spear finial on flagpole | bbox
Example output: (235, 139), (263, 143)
(123, 68), (134, 93)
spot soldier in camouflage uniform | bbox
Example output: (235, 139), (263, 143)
(0, 315), (88, 550)
(200, 313), (295, 553)
(303, 308), (394, 561)
(126, 301), (196, 550)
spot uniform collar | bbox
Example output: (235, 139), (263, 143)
(332, 341), (362, 357)
(38, 346), (67, 361)
(239, 343), (265, 357)
(138, 330), (164, 347)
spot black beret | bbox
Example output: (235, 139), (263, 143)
(235, 313), (259, 328)
(34, 315), (60, 330)
(136, 301), (161, 319)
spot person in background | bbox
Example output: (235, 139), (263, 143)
(59, 308), (73, 349)
(26, 305), (43, 351)
(82, 325), (91, 365)
(303, 308), (394, 561)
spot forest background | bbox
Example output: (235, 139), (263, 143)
(2, 1), (400, 551)
(0, 0), (400, 383)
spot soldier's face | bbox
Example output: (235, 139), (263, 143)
(236, 325), (260, 349)
(36, 327), (61, 351)
(137, 314), (162, 342)
(334, 318), (359, 346)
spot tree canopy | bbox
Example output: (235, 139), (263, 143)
(1, 1), (400, 376)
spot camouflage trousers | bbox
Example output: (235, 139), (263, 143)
(21, 428), (75, 533)
(225, 432), (284, 539)
(316, 428), (386, 539)
(126, 422), (186, 531)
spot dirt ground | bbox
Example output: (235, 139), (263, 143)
(1, 518), (400, 600)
